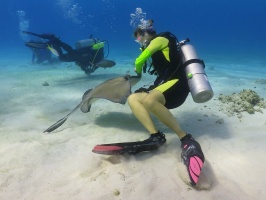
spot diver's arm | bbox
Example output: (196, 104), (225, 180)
(135, 49), (152, 74)
(134, 37), (168, 74)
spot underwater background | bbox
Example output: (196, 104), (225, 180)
(0, 0), (265, 67)
(1, 1), (266, 199)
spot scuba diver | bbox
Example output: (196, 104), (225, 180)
(92, 19), (212, 187)
(23, 31), (116, 74)
(127, 20), (206, 186)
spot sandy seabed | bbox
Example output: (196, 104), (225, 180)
(0, 57), (266, 200)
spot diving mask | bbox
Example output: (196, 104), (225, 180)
(135, 35), (148, 47)
(135, 36), (143, 45)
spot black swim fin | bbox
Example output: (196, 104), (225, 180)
(25, 41), (48, 49)
(92, 132), (166, 155)
(22, 31), (55, 40)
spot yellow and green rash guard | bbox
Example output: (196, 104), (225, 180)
(135, 37), (170, 74)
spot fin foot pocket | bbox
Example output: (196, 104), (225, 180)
(181, 134), (205, 186)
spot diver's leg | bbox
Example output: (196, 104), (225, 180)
(50, 40), (76, 61)
(128, 90), (186, 139)
(134, 90), (204, 185)
(127, 92), (158, 134)
(128, 90), (204, 185)
(50, 41), (71, 56)
(22, 31), (55, 40)
(25, 42), (48, 49)
(144, 90), (187, 139)
(57, 52), (77, 62)
(60, 42), (75, 53)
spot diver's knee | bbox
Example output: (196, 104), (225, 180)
(142, 98), (156, 110)
(127, 93), (138, 105)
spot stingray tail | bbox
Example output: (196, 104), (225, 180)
(43, 103), (82, 133)
(43, 116), (68, 133)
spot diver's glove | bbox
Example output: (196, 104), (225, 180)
(180, 134), (205, 186)
(135, 87), (149, 93)
(136, 72), (142, 78)
(135, 84), (156, 93)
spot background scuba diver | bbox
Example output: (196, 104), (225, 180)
(23, 31), (116, 74)
(90, 20), (205, 186)
(28, 38), (59, 65)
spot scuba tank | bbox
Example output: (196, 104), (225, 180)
(75, 38), (105, 50)
(75, 38), (99, 49)
(178, 38), (213, 103)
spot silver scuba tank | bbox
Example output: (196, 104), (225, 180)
(179, 39), (213, 103)
(75, 38), (99, 49)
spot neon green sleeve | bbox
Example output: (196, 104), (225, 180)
(135, 48), (152, 74)
(135, 37), (169, 74)
(146, 37), (168, 54)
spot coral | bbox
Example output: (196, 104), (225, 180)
(218, 89), (266, 117)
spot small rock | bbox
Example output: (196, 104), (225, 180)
(42, 81), (49, 86)
(113, 189), (120, 196)
(215, 119), (224, 124)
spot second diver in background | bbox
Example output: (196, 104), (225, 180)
(23, 31), (116, 74)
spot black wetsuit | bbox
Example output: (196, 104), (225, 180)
(50, 38), (104, 73)
(135, 32), (190, 109)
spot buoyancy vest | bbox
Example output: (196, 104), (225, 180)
(148, 32), (186, 85)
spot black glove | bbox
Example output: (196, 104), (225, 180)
(135, 87), (149, 93)
(135, 85), (156, 93)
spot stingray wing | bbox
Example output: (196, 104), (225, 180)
(80, 75), (131, 113)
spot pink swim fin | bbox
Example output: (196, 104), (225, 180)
(181, 134), (205, 186)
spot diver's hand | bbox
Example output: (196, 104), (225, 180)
(136, 72), (141, 78)
(135, 85), (156, 93)
(134, 68), (142, 77)
(128, 73), (141, 86)
(135, 87), (149, 93)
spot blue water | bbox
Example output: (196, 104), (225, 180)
(0, 0), (266, 66)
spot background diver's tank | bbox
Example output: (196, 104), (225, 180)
(75, 38), (99, 49)
(178, 38), (214, 103)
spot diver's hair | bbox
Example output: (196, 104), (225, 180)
(133, 27), (157, 38)
(147, 20), (154, 27)
(134, 28), (144, 38)
(133, 19), (156, 38)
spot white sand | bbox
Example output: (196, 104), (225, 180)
(0, 59), (266, 200)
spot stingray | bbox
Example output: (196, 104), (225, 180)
(44, 74), (141, 133)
